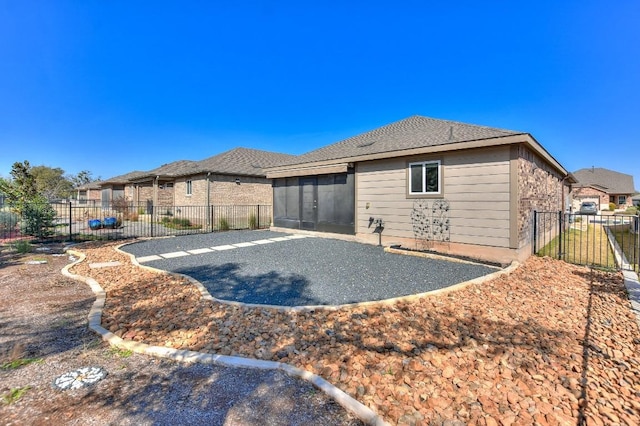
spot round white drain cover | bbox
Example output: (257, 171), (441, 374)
(53, 366), (107, 390)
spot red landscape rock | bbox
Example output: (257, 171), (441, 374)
(69, 242), (640, 425)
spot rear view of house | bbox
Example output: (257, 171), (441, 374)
(265, 116), (572, 264)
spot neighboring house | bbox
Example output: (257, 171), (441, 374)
(265, 115), (572, 264)
(105, 147), (295, 210)
(127, 160), (202, 211)
(76, 181), (103, 204)
(98, 171), (147, 208)
(172, 147), (295, 206)
(572, 167), (637, 211)
(633, 194), (640, 207)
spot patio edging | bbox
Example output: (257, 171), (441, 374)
(116, 242), (519, 312)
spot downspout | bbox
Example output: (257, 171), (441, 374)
(561, 174), (572, 214)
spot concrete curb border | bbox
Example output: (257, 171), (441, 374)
(604, 227), (640, 329)
(622, 270), (640, 330)
(61, 249), (389, 426)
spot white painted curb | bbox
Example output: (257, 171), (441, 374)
(604, 227), (640, 329)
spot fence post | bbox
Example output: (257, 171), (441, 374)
(533, 211), (538, 254)
(150, 205), (154, 237)
(558, 210), (563, 259)
(257, 205), (261, 228)
(636, 214), (639, 269)
(68, 202), (73, 242)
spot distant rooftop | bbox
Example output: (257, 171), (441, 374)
(573, 167), (636, 194)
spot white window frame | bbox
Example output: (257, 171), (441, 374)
(186, 180), (192, 196)
(408, 160), (441, 195)
(618, 195), (627, 205)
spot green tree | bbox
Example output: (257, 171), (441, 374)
(31, 165), (74, 200)
(69, 170), (100, 188)
(0, 161), (56, 237)
(0, 161), (38, 214)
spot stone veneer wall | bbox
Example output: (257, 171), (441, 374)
(136, 183), (154, 205)
(210, 175), (273, 205)
(517, 145), (565, 249)
(87, 189), (102, 202)
(173, 174), (273, 206)
(174, 175), (209, 206)
(156, 183), (174, 207)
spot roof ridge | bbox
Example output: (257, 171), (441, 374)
(274, 115), (526, 168)
(410, 115), (524, 135)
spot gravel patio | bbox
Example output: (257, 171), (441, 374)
(120, 231), (499, 306)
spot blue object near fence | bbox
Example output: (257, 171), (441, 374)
(88, 219), (102, 230)
(103, 217), (118, 229)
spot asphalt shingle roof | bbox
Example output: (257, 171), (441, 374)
(572, 167), (636, 194)
(143, 160), (201, 178)
(195, 147), (295, 177)
(76, 181), (102, 190)
(124, 148), (296, 181)
(100, 170), (148, 184)
(274, 115), (525, 167)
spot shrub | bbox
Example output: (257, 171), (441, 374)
(11, 239), (32, 254)
(218, 217), (230, 231)
(129, 212), (139, 222)
(248, 213), (258, 230)
(173, 218), (191, 228)
(160, 217), (198, 230)
(20, 203), (56, 237)
(609, 202), (617, 211)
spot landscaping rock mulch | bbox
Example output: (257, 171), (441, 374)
(70, 241), (640, 425)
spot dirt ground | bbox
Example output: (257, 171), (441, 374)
(0, 243), (363, 425)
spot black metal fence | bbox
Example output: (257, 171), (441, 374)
(533, 211), (640, 271)
(0, 201), (271, 243)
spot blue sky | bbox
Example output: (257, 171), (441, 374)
(1, 1), (638, 186)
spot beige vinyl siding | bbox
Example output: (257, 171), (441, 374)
(356, 146), (512, 248)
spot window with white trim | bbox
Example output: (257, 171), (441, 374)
(618, 195), (627, 205)
(409, 160), (441, 195)
(186, 180), (192, 196)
